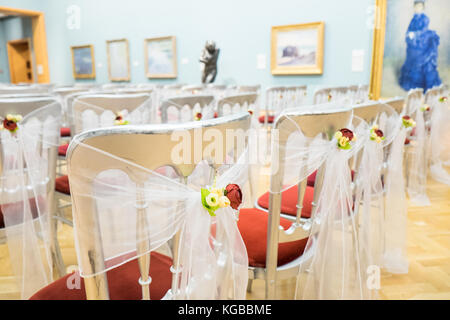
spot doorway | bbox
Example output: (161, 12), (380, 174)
(7, 38), (34, 84)
(0, 6), (50, 83)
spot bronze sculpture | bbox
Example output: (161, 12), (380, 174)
(199, 41), (220, 83)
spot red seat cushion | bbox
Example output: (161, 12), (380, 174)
(307, 169), (355, 188)
(60, 127), (71, 137)
(29, 252), (172, 300)
(257, 185), (315, 218)
(0, 197), (42, 228)
(238, 208), (309, 268)
(258, 115), (275, 124)
(55, 175), (70, 195)
(307, 171), (317, 187)
(58, 144), (69, 157)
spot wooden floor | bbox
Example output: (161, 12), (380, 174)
(0, 167), (449, 300)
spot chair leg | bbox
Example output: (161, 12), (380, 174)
(49, 214), (66, 278)
(247, 279), (253, 293)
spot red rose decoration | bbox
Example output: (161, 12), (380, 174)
(3, 119), (17, 132)
(214, 112), (218, 118)
(375, 129), (384, 138)
(194, 112), (202, 121)
(115, 115), (123, 121)
(402, 115), (411, 120)
(225, 184), (242, 210)
(339, 128), (354, 141)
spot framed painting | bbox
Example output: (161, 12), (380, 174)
(271, 21), (325, 75)
(144, 36), (177, 78)
(370, 0), (448, 99)
(71, 44), (95, 79)
(106, 38), (130, 81)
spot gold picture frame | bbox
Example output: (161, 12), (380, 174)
(106, 38), (131, 82)
(144, 36), (177, 79)
(71, 44), (95, 79)
(369, 0), (387, 100)
(271, 21), (325, 75)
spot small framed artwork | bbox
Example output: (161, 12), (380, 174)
(144, 36), (177, 78)
(106, 38), (130, 81)
(71, 44), (96, 79)
(271, 22), (325, 75)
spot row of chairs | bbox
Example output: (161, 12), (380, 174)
(0, 82), (447, 300)
(27, 95), (416, 299)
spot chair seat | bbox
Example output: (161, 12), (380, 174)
(58, 144), (69, 157)
(257, 185), (315, 218)
(55, 175), (70, 195)
(237, 208), (309, 268)
(258, 115), (275, 124)
(60, 127), (71, 137)
(0, 197), (42, 228)
(29, 252), (173, 300)
(307, 169), (355, 188)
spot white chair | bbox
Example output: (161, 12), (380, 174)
(55, 93), (153, 227)
(262, 86), (308, 126)
(313, 86), (349, 104)
(160, 95), (215, 123)
(240, 105), (360, 299)
(237, 85), (261, 93)
(0, 96), (65, 298)
(426, 85), (450, 185)
(352, 101), (407, 277)
(30, 112), (252, 300)
(0, 85), (50, 95)
(217, 93), (259, 118)
(403, 88), (429, 205)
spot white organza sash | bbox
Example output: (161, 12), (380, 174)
(293, 118), (370, 300)
(355, 107), (407, 290)
(406, 98), (430, 206)
(383, 125), (409, 274)
(265, 108), (371, 299)
(0, 102), (61, 299)
(69, 140), (250, 299)
(429, 94), (450, 185)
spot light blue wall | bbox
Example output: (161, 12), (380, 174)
(0, 0), (376, 94)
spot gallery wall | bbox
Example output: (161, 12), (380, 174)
(0, 0), (375, 95)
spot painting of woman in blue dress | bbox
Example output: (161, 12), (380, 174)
(399, 0), (442, 92)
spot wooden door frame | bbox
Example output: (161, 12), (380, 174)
(7, 38), (34, 83)
(0, 6), (50, 83)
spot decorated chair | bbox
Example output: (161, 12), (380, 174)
(160, 95), (215, 123)
(30, 112), (252, 300)
(352, 101), (408, 277)
(240, 105), (371, 299)
(403, 88), (429, 205)
(313, 86), (349, 104)
(426, 85), (450, 185)
(52, 87), (89, 139)
(217, 93), (259, 118)
(357, 84), (370, 103)
(261, 86), (308, 126)
(55, 93), (153, 226)
(0, 96), (65, 299)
